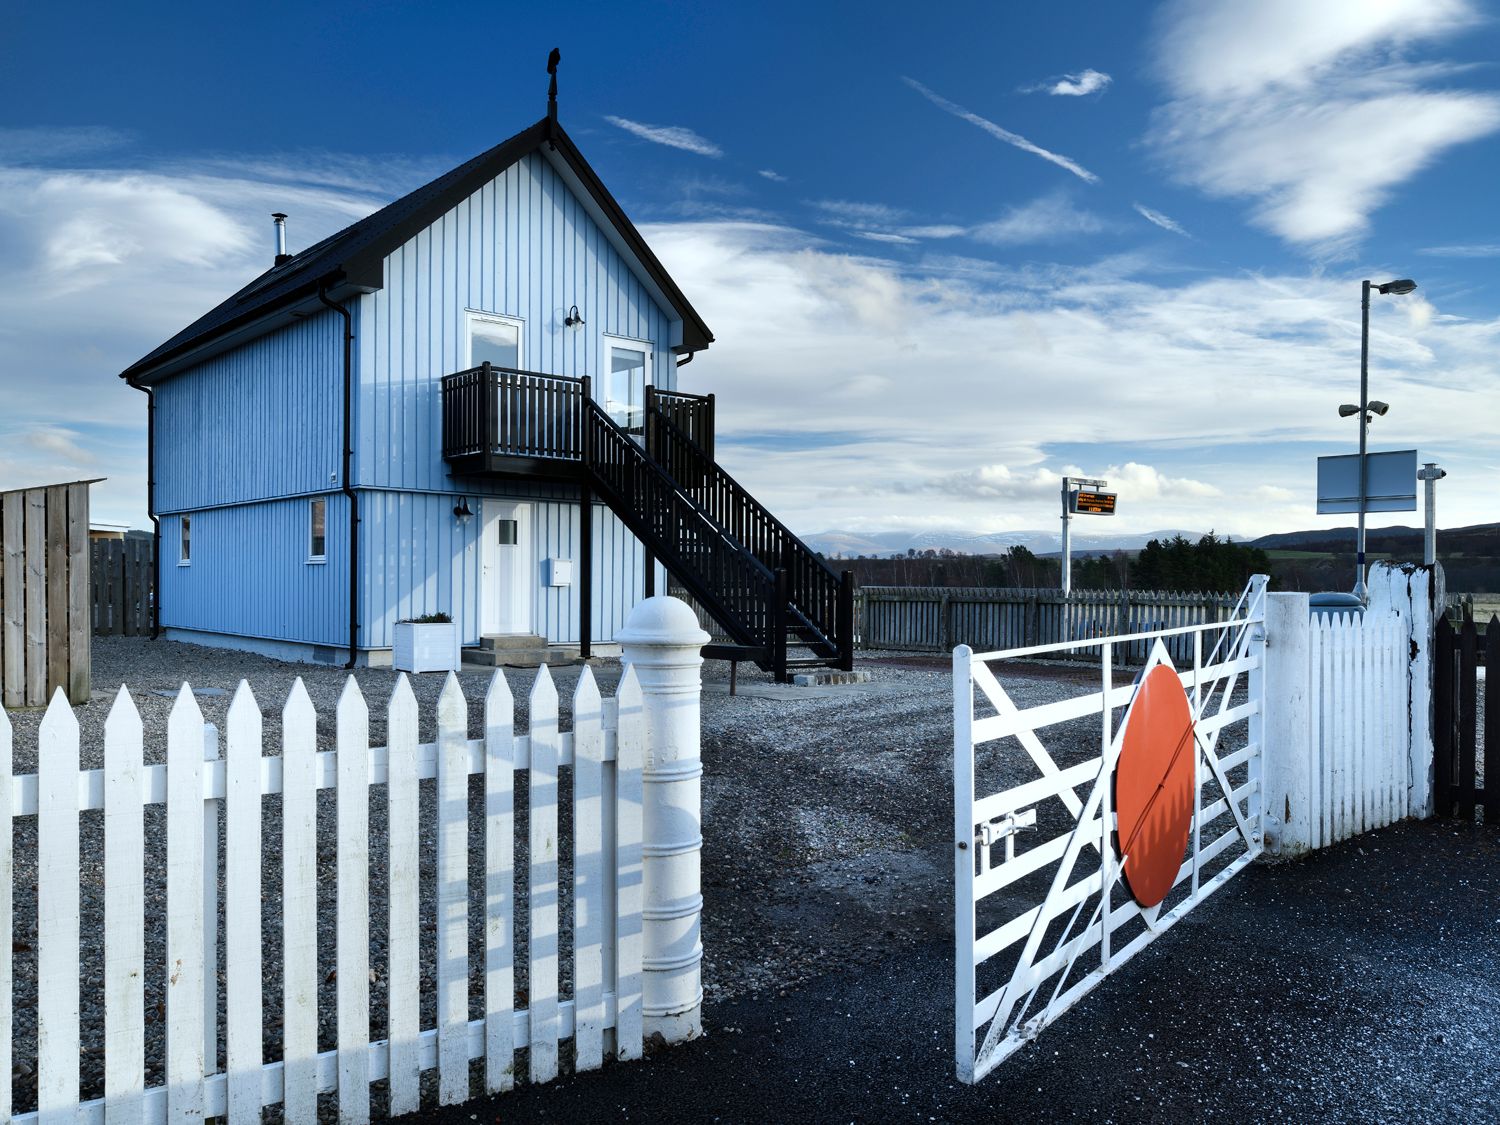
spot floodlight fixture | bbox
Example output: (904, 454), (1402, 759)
(1376, 279), (1417, 296)
(1338, 404), (1360, 417)
(1367, 400), (1390, 416)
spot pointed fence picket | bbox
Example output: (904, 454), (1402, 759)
(4, 665), (650, 1123)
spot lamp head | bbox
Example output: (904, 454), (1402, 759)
(1377, 279), (1417, 296)
(1338, 404), (1361, 417)
(1367, 400), (1390, 416)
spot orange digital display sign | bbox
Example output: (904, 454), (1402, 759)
(1071, 490), (1117, 515)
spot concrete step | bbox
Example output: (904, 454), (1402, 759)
(463, 644), (584, 669)
(476, 633), (549, 651)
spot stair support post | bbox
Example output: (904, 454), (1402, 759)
(838, 570), (856, 671)
(773, 567), (789, 683)
(579, 376), (592, 660)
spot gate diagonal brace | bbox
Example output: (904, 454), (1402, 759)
(972, 662), (1087, 820)
(1194, 724), (1257, 850)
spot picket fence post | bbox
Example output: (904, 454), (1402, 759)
(617, 596), (710, 1044)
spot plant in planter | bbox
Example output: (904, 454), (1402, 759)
(393, 612), (460, 673)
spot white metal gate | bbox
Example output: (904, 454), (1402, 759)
(954, 576), (1268, 1082)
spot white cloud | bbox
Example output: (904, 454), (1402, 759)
(22, 426), (96, 464)
(902, 77), (1101, 183)
(757, 169), (788, 182)
(3, 143), (1495, 542)
(0, 126), (132, 162)
(853, 231), (918, 245)
(603, 115), (723, 158)
(1031, 69), (1113, 97)
(1149, 0), (1500, 252)
(643, 220), (1500, 537)
(1132, 203), (1190, 237)
(974, 194), (1106, 244)
(1419, 243), (1500, 258)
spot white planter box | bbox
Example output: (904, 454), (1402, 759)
(393, 621), (460, 674)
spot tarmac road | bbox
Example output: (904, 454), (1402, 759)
(418, 818), (1500, 1124)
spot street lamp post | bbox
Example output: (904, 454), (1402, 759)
(1348, 277), (1416, 600)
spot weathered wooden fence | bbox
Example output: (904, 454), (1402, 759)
(859, 587), (1239, 664)
(2, 666), (659, 1123)
(0, 481), (93, 708)
(1434, 613), (1496, 823)
(90, 538), (153, 636)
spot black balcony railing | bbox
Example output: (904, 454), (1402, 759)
(441, 363), (588, 462)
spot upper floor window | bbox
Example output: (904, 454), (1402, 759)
(467, 312), (522, 371)
(308, 499), (327, 562)
(179, 515), (191, 566)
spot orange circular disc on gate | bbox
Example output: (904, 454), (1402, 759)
(1113, 664), (1196, 908)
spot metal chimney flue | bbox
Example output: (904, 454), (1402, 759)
(272, 213), (291, 266)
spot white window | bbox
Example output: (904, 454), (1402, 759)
(466, 311), (523, 370)
(308, 498), (327, 562)
(600, 336), (652, 433)
(179, 515), (191, 566)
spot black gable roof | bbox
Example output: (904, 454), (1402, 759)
(119, 117), (713, 384)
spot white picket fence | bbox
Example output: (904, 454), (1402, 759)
(0, 664), (650, 1123)
(1307, 612), (1412, 847)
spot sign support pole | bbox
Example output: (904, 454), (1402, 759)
(1060, 480), (1073, 596)
(1418, 462), (1446, 566)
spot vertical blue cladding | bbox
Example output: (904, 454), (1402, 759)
(159, 495), (348, 645)
(354, 150), (682, 494)
(358, 490), (647, 649)
(154, 310), (343, 512)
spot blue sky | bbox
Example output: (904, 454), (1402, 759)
(3, 0), (1498, 540)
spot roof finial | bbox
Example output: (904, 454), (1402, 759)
(547, 48), (561, 123)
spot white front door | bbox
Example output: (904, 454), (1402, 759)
(480, 500), (532, 635)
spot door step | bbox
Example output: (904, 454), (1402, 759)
(463, 643), (585, 669)
(476, 633), (550, 651)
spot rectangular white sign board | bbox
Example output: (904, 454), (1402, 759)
(1316, 449), (1418, 514)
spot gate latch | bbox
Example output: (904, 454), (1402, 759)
(977, 809), (1037, 867)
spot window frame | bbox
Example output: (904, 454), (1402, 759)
(600, 333), (655, 433)
(307, 497), (328, 564)
(463, 310), (526, 371)
(179, 515), (192, 566)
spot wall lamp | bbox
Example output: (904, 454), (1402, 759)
(564, 304), (585, 328)
(453, 498), (474, 522)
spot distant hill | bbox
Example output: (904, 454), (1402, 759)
(803, 527), (1203, 558)
(1249, 522), (1500, 555)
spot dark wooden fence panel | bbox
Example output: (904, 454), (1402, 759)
(0, 481), (94, 707)
(855, 586), (1239, 663)
(1434, 614), (1494, 822)
(91, 538), (154, 638)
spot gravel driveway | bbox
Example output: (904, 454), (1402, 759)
(0, 637), (1159, 1115)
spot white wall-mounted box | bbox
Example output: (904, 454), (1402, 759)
(545, 558), (574, 587)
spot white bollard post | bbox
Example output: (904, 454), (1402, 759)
(1261, 593), (1313, 857)
(616, 596), (710, 1043)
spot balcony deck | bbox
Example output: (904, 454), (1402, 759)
(441, 363), (713, 478)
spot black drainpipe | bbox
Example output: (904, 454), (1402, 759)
(318, 286), (360, 668)
(124, 377), (160, 639)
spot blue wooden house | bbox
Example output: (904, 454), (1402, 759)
(119, 79), (853, 679)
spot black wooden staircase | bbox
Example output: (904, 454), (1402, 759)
(441, 363), (855, 681)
